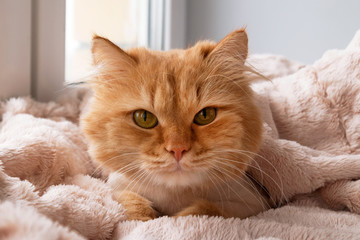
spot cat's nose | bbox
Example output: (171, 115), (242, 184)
(166, 145), (190, 162)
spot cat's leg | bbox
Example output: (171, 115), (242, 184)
(249, 135), (360, 204)
(113, 190), (157, 221)
(175, 199), (226, 217)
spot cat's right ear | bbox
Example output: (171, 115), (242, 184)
(204, 29), (248, 70)
(91, 35), (137, 72)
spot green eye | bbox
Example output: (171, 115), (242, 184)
(193, 107), (217, 125)
(133, 110), (158, 129)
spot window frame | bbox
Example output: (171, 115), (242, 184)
(0, 0), (186, 101)
(32, 0), (66, 102)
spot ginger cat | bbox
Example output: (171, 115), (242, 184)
(81, 29), (270, 220)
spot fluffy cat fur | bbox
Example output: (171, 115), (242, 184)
(81, 29), (270, 220)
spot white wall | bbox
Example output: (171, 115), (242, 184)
(0, 0), (31, 99)
(186, 0), (360, 64)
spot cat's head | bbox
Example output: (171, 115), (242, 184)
(81, 29), (262, 188)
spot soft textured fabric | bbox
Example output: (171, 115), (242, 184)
(1, 30), (360, 239)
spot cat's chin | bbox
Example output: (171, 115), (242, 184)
(153, 169), (208, 188)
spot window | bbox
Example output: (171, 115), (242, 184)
(65, 0), (149, 82)
(0, 0), (186, 101)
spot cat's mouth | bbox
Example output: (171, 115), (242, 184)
(172, 161), (183, 172)
(153, 161), (186, 174)
(140, 154), (212, 187)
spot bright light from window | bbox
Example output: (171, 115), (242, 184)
(65, 0), (149, 82)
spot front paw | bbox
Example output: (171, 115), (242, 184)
(113, 190), (157, 221)
(175, 199), (226, 217)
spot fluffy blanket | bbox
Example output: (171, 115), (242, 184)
(1, 31), (360, 239)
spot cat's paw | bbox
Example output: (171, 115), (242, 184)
(113, 190), (157, 221)
(175, 199), (226, 218)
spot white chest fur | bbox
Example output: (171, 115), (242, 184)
(108, 173), (269, 218)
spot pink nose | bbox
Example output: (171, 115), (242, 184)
(166, 145), (190, 162)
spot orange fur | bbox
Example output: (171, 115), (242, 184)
(81, 29), (268, 220)
(175, 199), (226, 217)
(113, 190), (157, 221)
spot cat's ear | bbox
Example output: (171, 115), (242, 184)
(206, 29), (248, 67)
(91, 35), (137, 72)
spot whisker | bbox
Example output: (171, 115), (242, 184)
(212, 149), (287, 203)
(208, 160), (270, 210)
(91, 152), (139, 177)
(205, 170), (226, 214)
(114, 164), (140, 176)
(211, 159), (272, 209)
(227, 149), (287, 203)
(211, 151), (279, 192)
(142, 171), (156, 197)
(128, 170), (150, 196)
(207, 164), (257, 213)
(112, 167), (143, 193)
(123, 170), (152, 203)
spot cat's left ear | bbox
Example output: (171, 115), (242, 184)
(91, 35), (137, 73)
(206, 29), (248, 67)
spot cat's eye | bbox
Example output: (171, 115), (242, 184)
(193, 107), (217, 125)
(133, 110), (158, 129)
